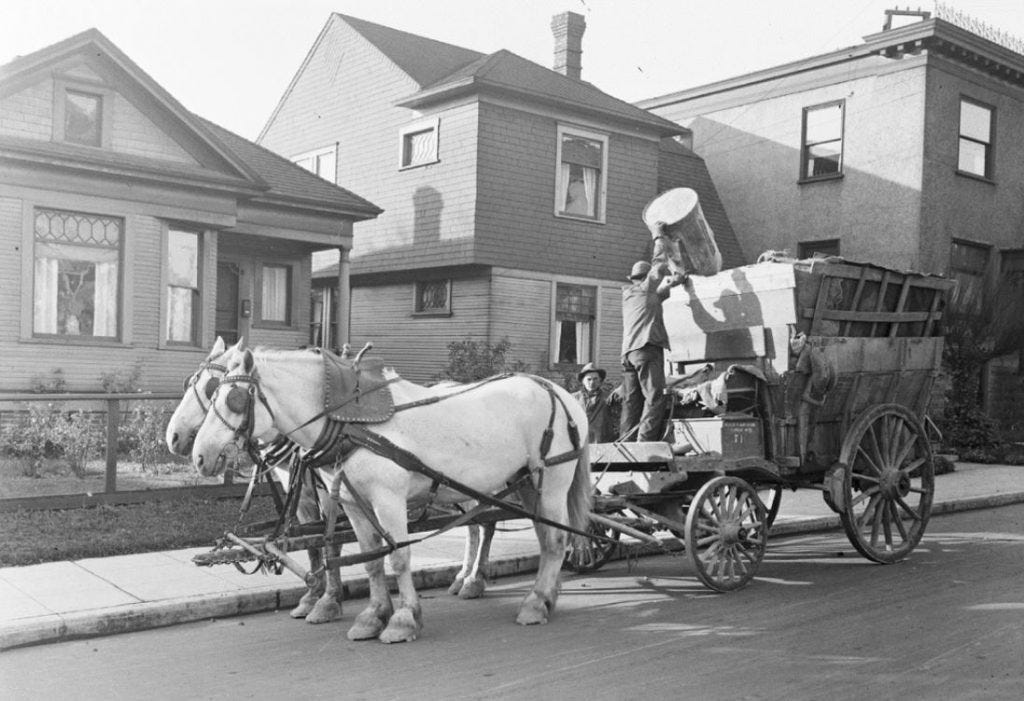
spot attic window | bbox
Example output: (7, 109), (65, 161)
(293, 145), (338, 183)
(555, 125), (608, 222)
(399, 118), (439, 169)
(65, 90), (102, 146)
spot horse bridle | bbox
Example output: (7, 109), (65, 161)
(209, 369), (277, 444)
(183, 360), (229, 413)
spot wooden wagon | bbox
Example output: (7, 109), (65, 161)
(564, 255), (956, 591)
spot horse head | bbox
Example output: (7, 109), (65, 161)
(165, 337), (244, 456)
(191, 348), (280, 476)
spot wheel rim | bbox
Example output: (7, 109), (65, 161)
(838, 404), (934, 564)
(562, 516), (620, 573)
(684, 476), (767, 592)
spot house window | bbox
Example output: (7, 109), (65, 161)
(32, 207), (121, 339)
(259, 264), (292, 325)
(64, 90), (103, 146)
(414, 279), (451, 315)
(554, 283), (595, 365)
(166, 229), (201, 345)
(555, 125), (608, 221)
(949, 239), (990, 313)
(800, 101), (844, 180)
(293, 145), (337, 183)
(399, 118), (439, 168)
(958, 98), (994, 179)
(798, 239), (841, 259)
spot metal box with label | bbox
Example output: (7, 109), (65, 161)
(672, 415), (763, 459)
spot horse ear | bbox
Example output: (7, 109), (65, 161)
(243, 349), (255, 373)
(209, 336), (225, 358)
(231, 337), (245, 352)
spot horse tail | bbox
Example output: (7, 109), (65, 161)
(567, 442), (592, 532)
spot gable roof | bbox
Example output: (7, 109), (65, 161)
(335, 14), (683, 137)
(1, 28), (380, 220)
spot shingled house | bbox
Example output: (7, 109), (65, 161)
(0, 30), (380, 392)
(259, 12), (741, 383)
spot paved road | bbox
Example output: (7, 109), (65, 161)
(2, 505), (1023, 701)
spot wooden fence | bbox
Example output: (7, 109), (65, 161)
(0, 392), (268, 511)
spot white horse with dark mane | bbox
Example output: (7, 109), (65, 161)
(189, 346), (592, 643)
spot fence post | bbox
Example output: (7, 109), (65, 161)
(106, 398), (119, 493)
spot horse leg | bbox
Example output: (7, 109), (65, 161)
(304, 496), (344, 624)
(377, 496), (422, 644)
(516, 475), (570, 626)
(344, 505), (394, 641)
(458, 521), (495, 600)
(448, 524), (480, 595)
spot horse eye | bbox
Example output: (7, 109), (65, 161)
(203, 377), (219, 399)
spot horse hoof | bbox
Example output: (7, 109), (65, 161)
(289, 591), (321, 619)
(305, 598), (342, 624)
(447, 577), (466, 596)
(516, 593), (551, 626)
(379, 607), (422, 644)
(347, 608), (388, 641)
(457, 576), (487, 600)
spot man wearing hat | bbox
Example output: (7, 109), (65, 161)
(572, 362), (617, 443)
(620, 260), (687, 441)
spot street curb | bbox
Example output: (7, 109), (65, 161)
(3, 493), (1023, 651)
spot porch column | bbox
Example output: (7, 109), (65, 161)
(336, 246), (351, 350)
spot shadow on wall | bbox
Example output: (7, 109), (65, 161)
(413, 185), (442, 246)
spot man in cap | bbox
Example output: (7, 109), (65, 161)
(572, 362), (618, 443)
(620, 260), (687, 441)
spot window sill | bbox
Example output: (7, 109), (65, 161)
(955, 170), (995, 185)
(411, 310), (452, 318)
(252, 322), (294, 330)
(399, 159), (440, 171)
(22, 335), (127, 348)
(797, 172), (844, 185)
(554, 212), (605, 224)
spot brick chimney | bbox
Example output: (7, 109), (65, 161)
(551, 11), (586, 80)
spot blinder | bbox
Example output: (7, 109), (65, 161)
(225, 384), (251, 414)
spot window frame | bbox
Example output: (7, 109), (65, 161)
(550, 281), (598, 369)
(164, 227), (203, 347)
(554, 124), (609, 223)
(799, 100), (845, 183)
(398, 117), (440, 170)
(293, 144), (338, 183)
(957, 96), (995, 182)
(255, 262), (295, 328)
(412, 279), (452, 317)
(28, 206), (125, 344)
(949, 238), (992, 314)
(52, 78), (113, 149)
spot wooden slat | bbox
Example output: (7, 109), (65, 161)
(801, 308), (939, 324)
(869, 271), (890, 337)
(888, 278), (913, 338)
(809, 273), (834, 335)
(923, 288), (943, 336)
(842, 266), (870, 336)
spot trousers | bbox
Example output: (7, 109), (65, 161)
(620, 344), (667, 441)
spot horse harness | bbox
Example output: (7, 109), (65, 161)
(213, 366), (597, 568)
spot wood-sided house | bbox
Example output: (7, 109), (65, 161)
(258, 12), (742, 383)
(0, 30), (380, 392)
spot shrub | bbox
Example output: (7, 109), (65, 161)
(0, 404), (102, 477)
(100, 363), (143, 393)
(436, 337), (529, 383)
(119, 404), (179, 471)
(933, 455), (956, 475)
(958, 446), (1000, 464)
(938, 402), (998, 451)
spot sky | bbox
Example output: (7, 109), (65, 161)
(3, 0), (1024, 141)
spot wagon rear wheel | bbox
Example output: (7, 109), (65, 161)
(562, 514), (620, 573)
(836, 403), (934, 564)
(684, 476), (768, 592)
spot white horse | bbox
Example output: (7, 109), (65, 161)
(190, 347), (592, 643)
(165, 338), (343, 623)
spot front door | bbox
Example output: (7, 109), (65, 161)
(215, 262), (241, 345)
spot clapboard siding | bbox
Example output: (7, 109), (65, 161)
(350, 274), (491, 382)
(259, 16), (479, 274)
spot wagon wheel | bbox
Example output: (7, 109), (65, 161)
(562, 514), (621, 573)
(835, 403), (934, 564)
(684, 476), (768, 592)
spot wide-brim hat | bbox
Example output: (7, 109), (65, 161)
(629, 260), (652, 280)
(577, 362), (606, 382)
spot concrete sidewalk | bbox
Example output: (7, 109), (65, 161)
(1, 462), (1021, 651)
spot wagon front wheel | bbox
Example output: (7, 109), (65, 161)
(684, 476), (768, 592)
(562, 514), (620, 573)
(836, 403), (934, 564)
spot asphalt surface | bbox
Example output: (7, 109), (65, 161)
(1, 461), (1021, 651)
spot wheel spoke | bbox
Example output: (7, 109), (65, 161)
(888, 501), (909, 540)
(867, 422), (887, 471)
(892, 425), (918, 469)
(697, 534), (720, 547)
(850, 484), (880, 508)
(881, 499), (895, 549)
(856, 442), (883, 477)
(894, 494), (922, 522)
(899, 456), (926, 479)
